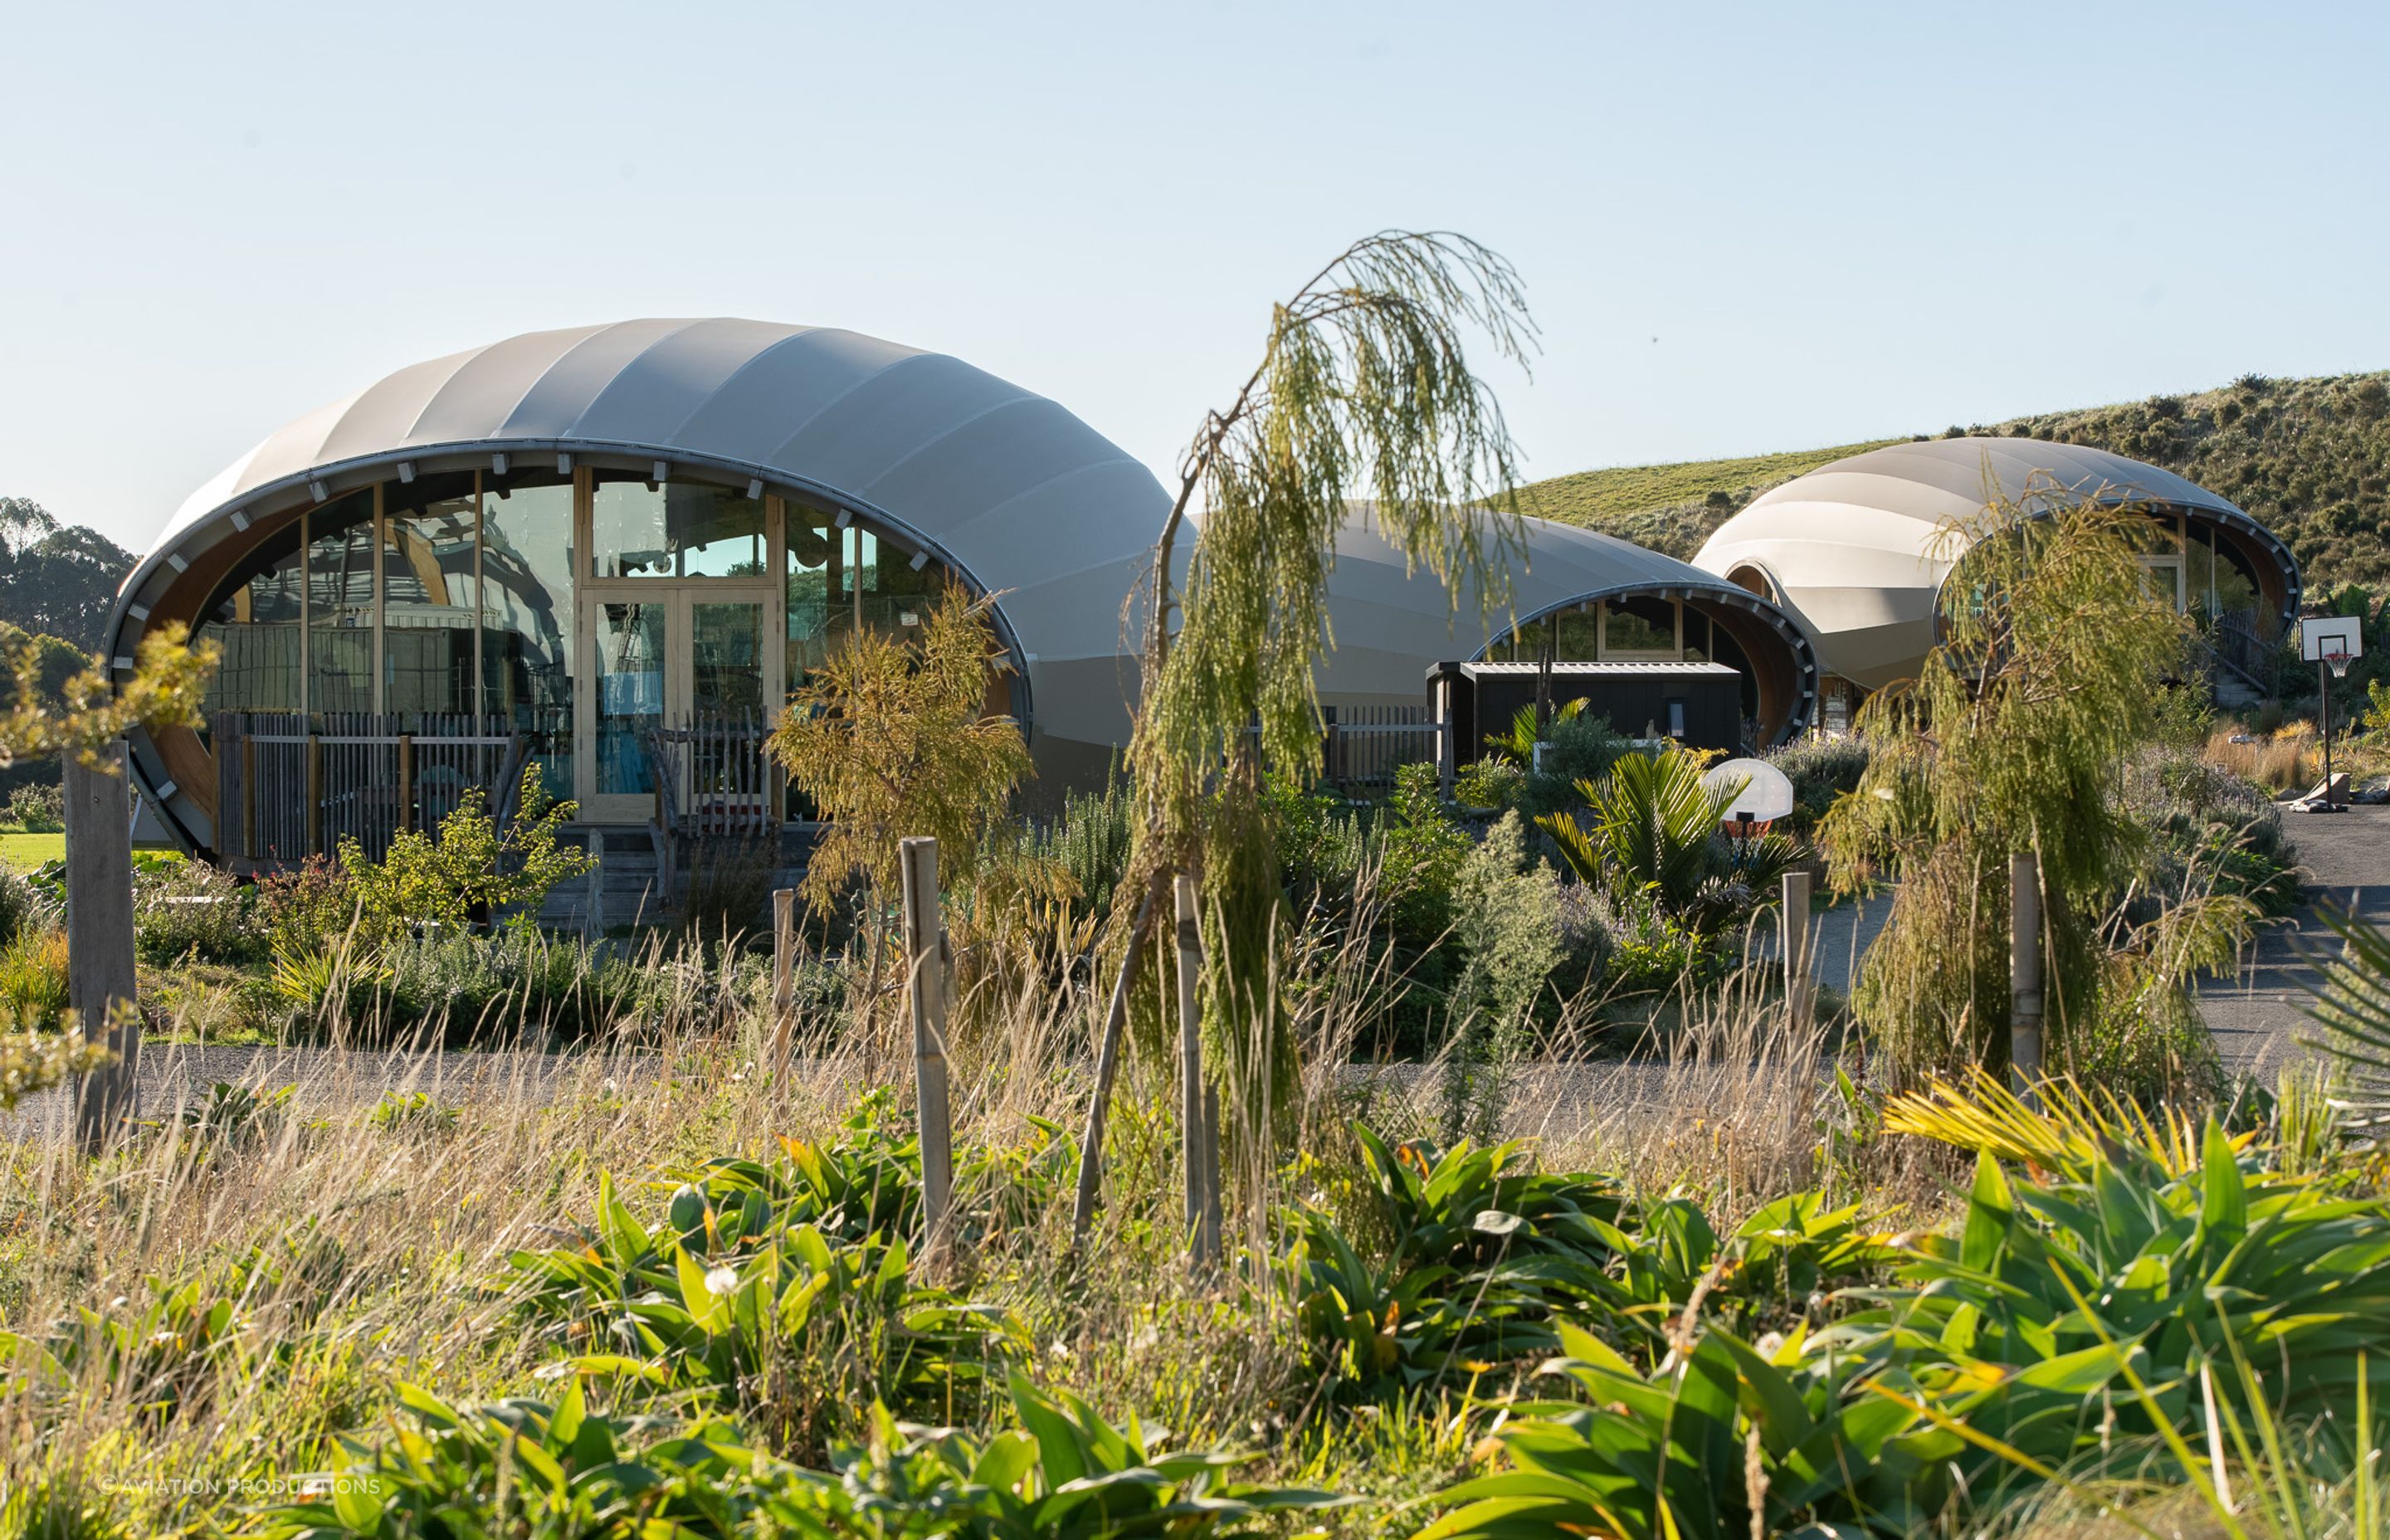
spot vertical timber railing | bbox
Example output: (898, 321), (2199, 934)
(213, 711), (524, 866)
(1318, 704), (1440, 797)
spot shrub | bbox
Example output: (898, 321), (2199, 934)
(1508, 709), (1633, 818)
(376, 925), (680, 1045)
(1768, 734), (1870, 831)
(0, 927), (71, 1030)
(1004, 768), (1135, 927)
(1596, 890), (1728, 997)
(339, 767), (592, 938)
(1550, 882), (1613, 1001)
(1437, 811), (1562, 1140)
(133, 859), (261, 965)
(255, 855), (364, 960)
(0, 865), (48, 950)
(7, 782), (62, 832)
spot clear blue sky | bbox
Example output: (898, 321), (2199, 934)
(7, 1), (2388, 553)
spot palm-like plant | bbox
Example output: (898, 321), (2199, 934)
(1483, 698), (1586, 765)
(1536, 749), (1797, 935)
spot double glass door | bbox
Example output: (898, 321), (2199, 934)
(585, 587), (772, 823)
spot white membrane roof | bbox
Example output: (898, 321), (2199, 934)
(1693, 436), (2298, 689)
(124, 319), (1173, 748)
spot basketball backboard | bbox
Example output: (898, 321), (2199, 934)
(2302, 615), (2363, 664)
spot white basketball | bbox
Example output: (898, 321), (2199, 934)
(1702, 758), (1796, 825)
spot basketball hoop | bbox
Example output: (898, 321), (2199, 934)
(2326, 642), (2353, 680)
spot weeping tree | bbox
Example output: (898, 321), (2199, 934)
(1820, 485), (2251, 1094)
(1071, 231), (1535, 1240)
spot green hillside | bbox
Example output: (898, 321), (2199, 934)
(1516, 370), (2390, 594)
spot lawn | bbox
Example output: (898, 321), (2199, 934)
(0, 830), (64, 870)
(1512, 437), (1904, 531)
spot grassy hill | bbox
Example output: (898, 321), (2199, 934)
(1516, 370), (2390, 595)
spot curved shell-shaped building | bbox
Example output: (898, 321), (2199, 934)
(1316, 507), (1822, 745)
(1691, 438), (2300, 693)
(106, 318), (1168, 860)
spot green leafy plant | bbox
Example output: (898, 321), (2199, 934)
(1482, 698), (1586, 764)
(179, 1080), (294, 1143)
(339, 766), (592, 939)
(1291, 1128), (1627, 1405)
(7, 781), (63, 833)
(1437, 811), (1561, 1141)
(134, 856), (263, 965)
(1539, 748), (1797, 937)
(366, 1090), (460, 1134)
(247, 1374), (1348, 1540)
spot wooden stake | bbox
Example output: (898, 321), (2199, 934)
(900, 838), (954, 1254)
(771, 887), (797, 1066)
(2009, 850), (2044, 1094)
(66, 743), (139, 1152)
(1783, 869), (1812, 1033)
(1070, 876), (1159, 1247)
(1200, 1079), (1222, 1266)
(1174, 872), (1215, 1269)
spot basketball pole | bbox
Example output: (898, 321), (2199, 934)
(2321, 651), (2335, 812)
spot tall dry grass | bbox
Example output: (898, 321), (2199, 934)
(0, 876), (1880, 1534)
(2207, 723), (2320, 794)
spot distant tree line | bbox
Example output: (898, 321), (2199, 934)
(0, 497), (134, 655)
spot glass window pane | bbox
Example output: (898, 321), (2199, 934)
(1602, 597), (1677, 657)
(690, 602), (766, 808)
(786, 509), (838, 698)
(197, 517), (306, 737)
(383, 474), (477, 719)
(691, 602), (763, 719)
(591, 474), (766, 578)
(480, 475), (575, 799)
(596, 602), (666, 797)
(307, 490), (376, 716)
(1552, 607), (1599, 660)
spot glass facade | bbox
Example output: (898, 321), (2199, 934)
(591, 473), (767, 578)
(188, 466), (974, 821)
(1602, 596), (1678, 656)
(482, 475), (577, 797)
(595, 602), (666, 797)
(1482, 597), (1689, 664)
(382, 474), (478, 717)
(305, 492), (377, 715)
(196, 519), (305, 733)
(783, 519), (945, 700)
